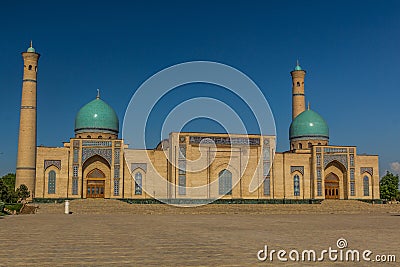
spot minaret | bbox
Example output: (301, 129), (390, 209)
(291, 60), (306, 120)
(15, 41), (40, 197)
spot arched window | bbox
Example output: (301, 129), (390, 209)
(294, 175), (300, 196)
(363, 176), (369, 196)
(28, 65), (32, 70)
(219, 169), (232, 195)
(296, 81), (300, 87)
(308, 142), (312, 148)
(298, 143), (302, 149)
(98, 136), (102, 139)
(135, 172), (142, 195)
(48, 170), (56, 194)
(87, 135), (91, 139)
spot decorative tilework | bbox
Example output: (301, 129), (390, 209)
(72, 178), (78, 195)
(316, 154), (321, 167)
(350, 181), (355, 196)
(324, 147), (347, 153)
(73, 165), (78, 177)
(82, 148), (112, 165)
(114, 179), (120, 196)
(323, 154), (347, 169)
(114, 148), (120, 163)
(350, 154), (354, 167)
(291, 166), (304, 175)
(179, 145), (186, 159)
(263, 146), (270, 161)
(360, 167), (373, 176)
(44, 160), (61, 170)
(114, 165), (120, 178)
(73, 149), (79, 163)
(317, 168), (322, 181)
(73, 140), (80, 148)
(350, 168), (355, 181)
(178, 175), (186, 195)
(317, 181), (322, 196)
(82, 141), (112, 147)
(131, 163), (147, 173)
(316, 147), (321, 152)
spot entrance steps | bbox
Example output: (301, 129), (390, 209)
(36, 199), (132, 214)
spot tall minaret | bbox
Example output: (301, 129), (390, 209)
(15, 41), (40, 196)
(291, 60), (306, 120)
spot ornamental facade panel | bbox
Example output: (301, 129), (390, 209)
(360, 167), (373, 176)
(324, 147), (347, 153)
(44, 160), (61, 170)
(82, 140), (112, 147)
(323, 154), (348, 169)
(82, 148), (112, 165)
(189, 136), (260, 146)
(73, 140), (80, 148)
(131, 163), (147, 173)
(291, 166), (304, 175)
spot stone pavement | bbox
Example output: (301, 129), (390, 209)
(0, 200), (399, 266)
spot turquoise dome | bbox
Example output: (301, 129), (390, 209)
(289, 109), (329, 140)
(27, 41), (35, 53)
(27, 46), (35, 53)
(294, 64), (302, 71)
(75, 97), (119, 134)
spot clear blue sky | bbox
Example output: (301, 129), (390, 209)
(0, 0), (399, 177)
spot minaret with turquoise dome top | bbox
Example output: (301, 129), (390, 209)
(291, 60), (306, 120)
(16, 41), (40, 196)
(289, 62), (329, 150)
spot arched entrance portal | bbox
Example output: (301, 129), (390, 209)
(325, 173), (339, 199)
(87, 168), (105, 198)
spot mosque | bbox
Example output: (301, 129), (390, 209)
(15, 43), (380, 202)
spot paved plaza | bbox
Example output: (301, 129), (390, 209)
(0, 200), (399, 266)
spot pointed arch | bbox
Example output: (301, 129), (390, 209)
(87, 168), (105, 178)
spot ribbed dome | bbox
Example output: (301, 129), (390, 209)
(289, 109), (329, 140)
(75, 97), (119, 135)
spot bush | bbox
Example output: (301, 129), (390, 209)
(5, 203), (23, 211)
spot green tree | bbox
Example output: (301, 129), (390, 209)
(380, 171), (400, 201)
(15, 184), (30, 202)
(0, 179), (17, 203)
(1, 173), (16, 190)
